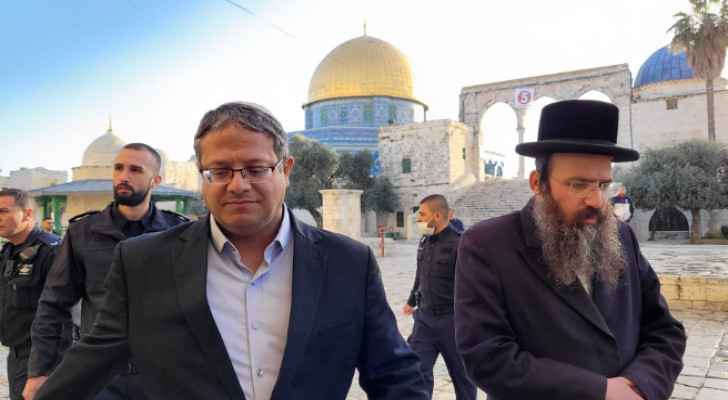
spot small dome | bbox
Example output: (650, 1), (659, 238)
(82, 128), (126, 166)
(307, 35), (420, 105)
(634, 46), (695, 88)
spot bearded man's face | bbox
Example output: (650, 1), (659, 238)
(530, 153), (624, 288)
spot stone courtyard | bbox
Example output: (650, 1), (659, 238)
(0, 241), (726, 399)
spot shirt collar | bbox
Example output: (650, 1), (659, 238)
(209, 205), (292, 261)
(112, 202), (155, 230)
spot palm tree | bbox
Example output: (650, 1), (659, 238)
(669, 0), (728, 142)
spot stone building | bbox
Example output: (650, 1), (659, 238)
(291, 33), (728, 241)
(31, 125), (198, 233)
(378, 120), (477, 237)
(289, 34), (428, 175)
(0, 167), (67, 191)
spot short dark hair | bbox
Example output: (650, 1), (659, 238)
(121, 143), (162, 174)
(0, 188), (30, 209)
(194, 102), (289, 168)
(42, 217), (53, 222)
(420, 194), (449, 214)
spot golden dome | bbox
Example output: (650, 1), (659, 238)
(307, 35), (420, 105)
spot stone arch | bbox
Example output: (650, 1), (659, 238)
(459, 65), (633, 178)
(649, 206), (689, 231)
(479, 102), (518, 177)
(578, 90), (613, 103)
(523, 97), (557, 175)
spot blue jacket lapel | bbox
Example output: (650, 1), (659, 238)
(174, 215), (246, 400)
(271, 214), (326, 398)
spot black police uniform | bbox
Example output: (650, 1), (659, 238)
(29, 203), (188, 400)
(0, 228), (65, 400)
(406, 225), (477, 400)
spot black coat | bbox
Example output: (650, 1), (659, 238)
(29, 203), (188, 376)
(0, 228), (59, 347)
(35, 212), (427, 400)
(454, 201), (686, 400)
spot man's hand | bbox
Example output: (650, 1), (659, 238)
(23, 375), (48, 400)
(402, 304), (415, 315)
(605, 377), (643, 400)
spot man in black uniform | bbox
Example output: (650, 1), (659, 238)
(402, 194), (476, 400)
(24, 143), (188, 400)
(0, 188), (65, 399)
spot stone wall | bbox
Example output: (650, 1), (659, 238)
(632, 80), (728, 152)
(7, 167), (67, 190)
(72, 165), (113, 180)
(660, 274), (728, 312)
(459, 64), (634, 178)
(64, 193), (112, 225)
(379, 119), (475, 238)
(320, 189), (363, 240)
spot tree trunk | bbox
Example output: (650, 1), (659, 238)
(690, 208), (702, 244)
(706, 78), (716, 142)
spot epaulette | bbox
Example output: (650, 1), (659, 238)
(35, 231), (60, 246)
(161, 209), (190, 222)
(69, 210), (101, 223)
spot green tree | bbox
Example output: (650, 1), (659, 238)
(285, 135), (338, 227)
(336, 150), (374, 191)
(623, 140), (728, 242)
(364, 176), (399, 213)
(669, 0), (728, 142)
(334, 150), (399, 212)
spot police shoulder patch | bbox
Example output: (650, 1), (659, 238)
(69, 210), (101, 223)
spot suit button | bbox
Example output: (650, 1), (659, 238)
(256, 369), (264, 377)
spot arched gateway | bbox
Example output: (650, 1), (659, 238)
(459, 64), (633, 178)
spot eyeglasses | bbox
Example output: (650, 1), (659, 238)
(200, 159), (283, 184)
(550, 178), (619, 199)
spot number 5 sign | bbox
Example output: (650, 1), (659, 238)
(514, 88), (535, 108)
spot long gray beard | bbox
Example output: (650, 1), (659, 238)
(532, 194), (625, 289)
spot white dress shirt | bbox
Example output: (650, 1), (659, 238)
(206, 208), (294, 400)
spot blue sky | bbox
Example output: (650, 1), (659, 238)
(1, 0), (698, 175)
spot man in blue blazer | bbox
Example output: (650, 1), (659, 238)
(33, 102), (427, 400)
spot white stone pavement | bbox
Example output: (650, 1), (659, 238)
(1, 241), (726, 400)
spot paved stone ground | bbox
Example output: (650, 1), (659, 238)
(1, 241), (725, 399)
(346, 241), (728, 400)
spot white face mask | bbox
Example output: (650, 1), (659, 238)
(416, 221), (435, 236)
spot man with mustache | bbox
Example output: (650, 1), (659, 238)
(454, 100), (686, 400)
(30, 102), (427, 400)
(24, 143), (188, 400)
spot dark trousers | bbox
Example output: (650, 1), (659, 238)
(7, 344), (31, 400)
(94, 372), (149, 400)
(408, 310), (477, 400)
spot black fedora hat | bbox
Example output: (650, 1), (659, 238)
(515, 100), (639, 162)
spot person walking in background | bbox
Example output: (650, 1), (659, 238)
(403, 194), (476, 400)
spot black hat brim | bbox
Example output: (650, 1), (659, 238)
(515, 140), (640, 162)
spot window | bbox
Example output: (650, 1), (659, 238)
(666, 98), (678, 110)
(462, 148), (466, 160)
(402, 158), (412, 173)
(396, 212), (404, 227)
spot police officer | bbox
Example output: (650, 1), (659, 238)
(402, 194), (476, 400)
(24, 143), (189, 400)
(0, 188), (66, 399)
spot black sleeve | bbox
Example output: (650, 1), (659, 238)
(620, 228), (686, 400)
(35, 243), (130, 400)
(454, 232), (607, 399)
(29, 232), (85, 376)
